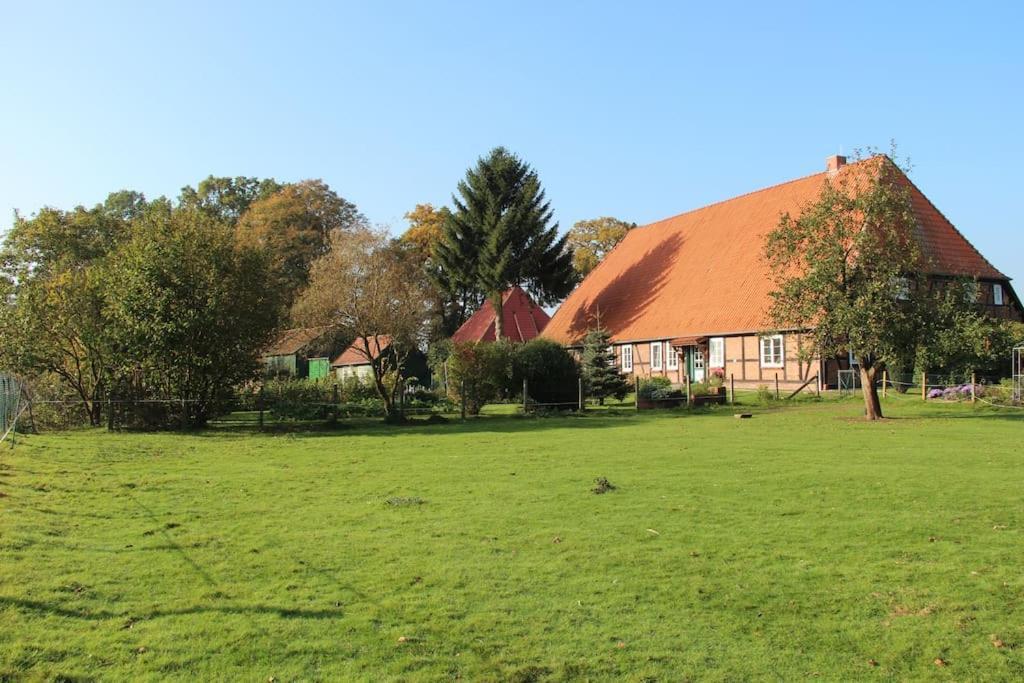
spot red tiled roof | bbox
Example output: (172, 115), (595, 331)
(543, 157), (1010, 346)
(263, 327), (329, 357)
(451, 286), (551, 343)
(332, 335), (392, 367)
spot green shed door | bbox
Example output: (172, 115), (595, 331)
(308, 357), (330, 380)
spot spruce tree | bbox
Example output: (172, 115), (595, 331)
(581, 327), (630, 404)
(435, 147), (575, 340)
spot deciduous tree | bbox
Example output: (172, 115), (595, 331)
(0, 204), (130, 424)
(566, 217), (635, 278)
(398, 203), (484, 338)
(105, 208), (281, 426)
(764, 152), (993, 420)
(179, 176), (282, 225)
(293, 228), (431, 419)
(237, 179), (366, 304)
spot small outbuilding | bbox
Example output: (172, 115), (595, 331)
(261, 327), (338, 380)
(331, 335), (430, 386)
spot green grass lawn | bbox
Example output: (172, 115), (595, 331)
(2, 398), (1023, 681)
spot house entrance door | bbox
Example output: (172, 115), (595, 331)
(692, 348), (705, 382)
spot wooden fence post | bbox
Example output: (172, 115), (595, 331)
(522, 378), (528, 414)
(634, 376), (640, 412)
(729, 374), (735, 405)
(882, 370), (888, 399)
(107, 389), (114, 432)
(685, 374), (691, 406)
(460, 379), (467, 420)
(971, 371), (977, 404)
(775, 373), (780, 401)
(258, 385), (265, 430)
(921, 371), (927, 401)
(578, 377), (583, 412)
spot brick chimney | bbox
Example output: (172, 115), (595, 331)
(826, 154), (847, 174)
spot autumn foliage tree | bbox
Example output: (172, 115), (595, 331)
(237, 179), (366, 305)
(566, 217), (635, 278)
(398, 203), (484, 339)
(293, 228), (431, 419)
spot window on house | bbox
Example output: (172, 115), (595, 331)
(994, 283), (1005, 306)
(666, 343), (678, 370)
(621, 344), (633, 372)
(650, 341), (662, 370)
(760, 334), (784, 368)
(965, 281), (980, 303)
(895, 277), (911, 301)
(709, 337), (724, 368)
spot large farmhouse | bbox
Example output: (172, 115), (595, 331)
(543, 155), (1021, 390)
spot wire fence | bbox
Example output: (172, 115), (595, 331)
(9, 365), (1023, 437)
(0, 374), (28, 446)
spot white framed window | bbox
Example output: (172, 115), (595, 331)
(621, 344), (633, 372)
(994, 283), (1004, 306)
(708, 337), (724, 368)
(760, 334), (784, 368)
(666, 343), (679, 370)
(650, 341), (662, 371)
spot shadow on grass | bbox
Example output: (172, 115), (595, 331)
(195, 411), (640, 440)
(0, 596), (345, 622)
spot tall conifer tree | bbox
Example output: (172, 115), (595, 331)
(435, 147), (575, 340)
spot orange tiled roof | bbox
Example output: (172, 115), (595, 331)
(451, 286), (551, 343)
(543, 156), (1008, 345)
(332, 335), (392, 366)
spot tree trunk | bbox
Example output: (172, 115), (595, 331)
(859, 365), (883, 420)
(491, 295), (504, 341)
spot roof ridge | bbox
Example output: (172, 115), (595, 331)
(640, 156), (884, 230)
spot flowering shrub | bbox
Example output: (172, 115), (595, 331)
(708, 367), (725, 388)
(927, 384), (983, 400)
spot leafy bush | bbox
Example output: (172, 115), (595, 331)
(690, 382), (710, 397)
(708, 368), (725, 388)
(514, 339), (581, 408)
(636, 376), (681, 401)
(262, 378), (333, 420)
(446, 341), (515, 415)
(756, 384), (774, 403)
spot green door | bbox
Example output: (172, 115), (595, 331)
(308, 357), (330, 380)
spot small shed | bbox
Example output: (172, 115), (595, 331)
(331, 335), (430, 386)
(262, 327), (338, 380)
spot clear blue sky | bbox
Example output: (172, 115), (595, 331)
(2, 1), (1022, 284)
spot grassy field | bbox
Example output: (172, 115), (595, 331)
(2, 397), (1023, 681)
